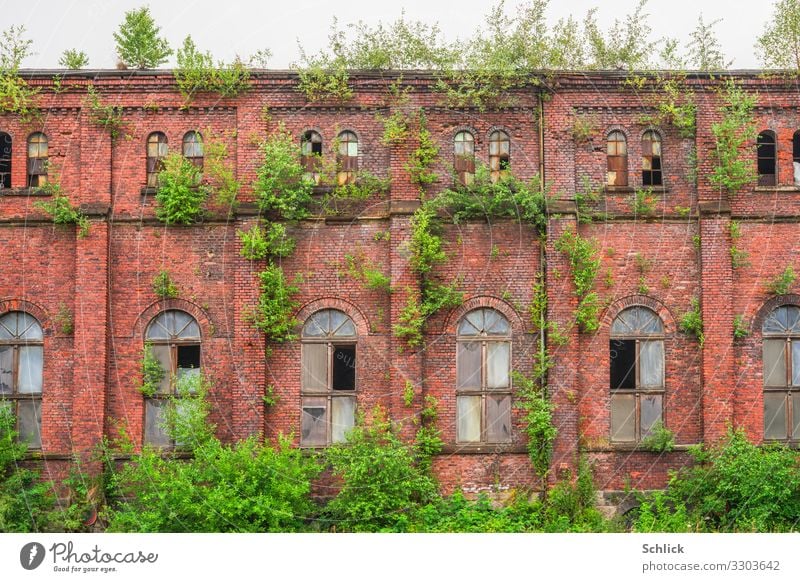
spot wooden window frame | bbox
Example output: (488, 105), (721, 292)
(757, 130), (777, 187)
(301, 130), (323, 185)
(488, 130), (510, 184)
(641, 130), (662, 187)
(607, 131), (628, 187)
(762, 306), (800, 443)
(336, 131), (358, 186)
(454, 131), (475, 186)
(146, 132), (168, 189)
(0, 132), (11, 189)
(182, 131), (203, 170)
(26, 132), (48, 188)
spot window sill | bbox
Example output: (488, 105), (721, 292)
(603, 186), (669, 194)
(586, 442), (695, 453)
(0, 187), (51, 197)
(441, 443), (527, 454)
(753, 186), (800, 193)
(140, 187), (157, 196)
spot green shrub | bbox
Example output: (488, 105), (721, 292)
(34, 184), (90, 237)
(59, 49), (89, 70)
(252, 265), (300, 344)
(151, 269), (179, 299)
(253, 131), (314, 220)
(767, 266), (796, 295)
(113, 7), (172, 69)
(175, 36), (250, 104)
(238, 223), (296, 260)
(641, 421), (675, 453)
(139, 342), (165, 398)
(679, 297), (704, 346)
(155, 153), (206, 225)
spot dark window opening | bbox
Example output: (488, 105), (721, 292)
(610, 339), (636, 390)
(332, 345), (356, 390)
(642, 130), (662, 187)
(177, 344), (201, 371)
(301, 131), (323, 184)
(757, 131), (776, 186)
(0, 132), (11, 188)
(793, 132), (800, 186)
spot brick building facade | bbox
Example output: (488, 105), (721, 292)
(0, 70), (796, 497)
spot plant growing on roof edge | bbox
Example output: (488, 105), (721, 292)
(113, 6), (172, 69)
(59, 49), (89, 70)
(175, 36), (250, 105)
(0, 25), (39, 120)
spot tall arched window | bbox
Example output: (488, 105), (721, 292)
(607, 131), (628, 187)
(454, 131), (475, 186)
(456, 308), (511, 443)
(300, 309), (357, 446)
(182, 131), (203, 169)
(144, 310), (201, 447)
(301, 130), (323, 184)
(757, 130), (777, 186)
(0, 312), (43, 448)
(336, 131), (358, 185)
(0, 132), (11, 189)
(146, 132), (168, 188)
(762, 305), (800, 441)
(641, 130), (662, 187)
(27, 133), (48, 188)
(488, 130), (510, 183)
(610, 306), (664, 443)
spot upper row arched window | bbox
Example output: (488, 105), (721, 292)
(606, 130), (663, 188)
(298, 130), (359, 186)
(0, 132), (50, 189)
(452, 130), (510, 186)
(145, 131), (204, 188)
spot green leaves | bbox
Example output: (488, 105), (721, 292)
(34, 183), (90, 238)
(555, 229), (601, 333)
(756, 0), (800, 70)
(253, 131), (314, 220)
(155, 153), (206, 225)
(709, 81), (758, 195)
(175, 36), (250, 104)
(113, 7), (172, 69)
(59, 49), (89, 70)
(252, 265), (300, 344)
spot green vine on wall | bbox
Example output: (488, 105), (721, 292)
(554, 229), (601, 333)
(679, 297), (704, 347)
(513, 371), (557, 479)
(252, 264), (301, 345)
(709, 80), (758, 195)
(84, 85), (124, 139)
(34, 182), (90, 238)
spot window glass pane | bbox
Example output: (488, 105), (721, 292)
(457, 395), (481, 442)
(172, 311), (195, 337)
(0, 314), (15, 339)
(485, 311), (510, 335)
(17, 346), (42, 394)
(145, 399), (171, 447)
(303, 312), (328, 337)
(486, 395), (511, 443)
(611, 393), (635, 441)
(332, 345), (356, 390)
(764, 392), (787, 440)
(19, 314), (43, 340)
(793, 341), (800, 387)
(151, 345), (172, 394)
(640, 340), (664, 388)
(457, 342), (481, 389)
(640, 394), (662, 437)
(487, 342), (510, 389)
(329, 310), (346, 333)
(331, 396), (355, 443)
(0, 346), (12, 394)
(465, 310), (484, 332)
(764, 339), (787, 387)
(17, 399), (41, 448)
(457, 318), (480, 336)
(301, 397), (327, 446)
(793, 393), (800, 440)
(610, 339), (635, 390)
(301, 343), (328, 392)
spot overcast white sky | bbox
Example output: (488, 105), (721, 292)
(0, 0), (771, 69)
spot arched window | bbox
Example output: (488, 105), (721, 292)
(762, 305), (800, 441)
(300, 309), (357, 446)
(27, 133), (48, 188)
(454, 131), (475, 186)
(301, 130), (323, 185)
(607, 131), (628, 187)
(146, 132), (168, 189)
(182, 131), (203, 169)
(0, 132), (11, 188)
(0, 312), (43, 449)
(456, 308), (511, 443)
(610, 306), (664, 443)
(144, 310), (201, 447)
(336, 131), (358, 185)
(488, 130), (510, 183)
(641, 130), (662, 187)
(757, 130), (776, 187)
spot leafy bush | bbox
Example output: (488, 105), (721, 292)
(151, 269), (179, 299)
(139, 343), (165, 398)
(113, 7), (172, 69)
(34, 184), (90, 237)
(252, 265), (300, 344)
(0, 25), (39, 119)
(155, 153), (206, 225)
(238, 223), (296, 260)
(709, 81), (757, 195)
(767, 266), (796, 295)
(59, 49), (88, 69)
(679, 297), (704, 346)
(253, 131), (314, 220)
(640, 421), (675, 453)
(175, 36), (250, 103)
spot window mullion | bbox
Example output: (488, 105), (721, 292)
(12, 344), (18, 395)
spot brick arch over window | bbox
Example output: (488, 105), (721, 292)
(601, 295), (677, 335)
(443, 296), (525, 336)
(132, 299), (214, 339)
(0, 299), (52, 335)
(295, 298), (371, 337)
(753, 294), (800, 333)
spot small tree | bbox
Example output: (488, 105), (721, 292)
(686, 15), (730, 70)
(113, 7), (172, 69)
(59, 49), (89, 69)
(756, 0), (800, 70)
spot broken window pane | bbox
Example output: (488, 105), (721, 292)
(17, 346), (42, 394)
(301, 398), (327, 446)
(301, 343), (328, 392)
(764, 392), (787, 440)
(177, 344), (200, 372)
(332, 345), (356, 390)
(145, 399), (171, 447)
(640, 340), (664, 388)
(640, 394), (662, 437)
(457, 395), (481, 442)
(0, 346), (12, 394)
(757, 131), (777, 186)
(17, 399), (41, 448)
(331, 396), (355, 443)
(486, 395), (511, 443)
(457, 342), (481, 389)
(763, 339), (787, 387)
(611, 393), (635, 442)
(610, 339), (635, 390)
(487, 342), (510, 389)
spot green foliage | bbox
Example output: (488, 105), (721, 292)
(238, 223), (295, 260)
(645, 77), (697, 138)
(709, 81), (758, 195)
(733, 314), (750, 339)
(513, 372), (557, 478)
(632, 188), (658, 215)
(203, 137), (240, 211)
(403, 381), (414, 407)
(151, 269), (179, 299)
(0, 405), (55, 532)
(59, 49), (89, 69)
(253, 130), (314, 220)
(113, 6), (172, 69)
(528, 272), (547, 332)
(345, 251), (392, 293)
(84, 85), (124, 139)
(543, 457), (610, 532)
(378, 109), (410, 145)
(175, 36), (250, 104)
(640, 421), (675, 453)
(635, 429), (800, 532)
(34, 183), (90, 237)
(295, 61), (352, 103)
(408, 113), (439, 187)
(322, 171), (391, 213)
(155, 153), (206, 225)
(323, 406), (439, 532)
(571, 113), (598, 144)
(687, 15), (730, 70)
(555, 229), (601, 333)
(0, 25), (39, 119)
(767, 266), (797, 295)
(575, 175), (600, 223)
(408, 206), (446, 276)
(252, 265), (300, 344)
(679, 297), (705, 347)
(54, 302), (74, 335)
(729, 220), (750, 268)
(757, 0), (800, 70)
(139, 342), (165, 398)
(394, 292), (426, 348)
